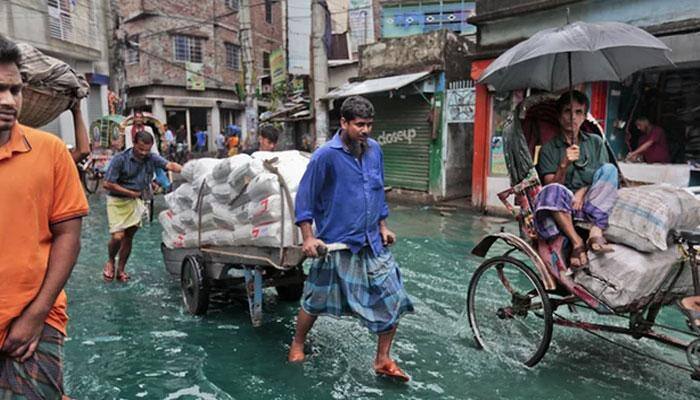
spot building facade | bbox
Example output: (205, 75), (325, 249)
(326, 29), (474, 200)
(0, 0), (112, 146)
(116, 0), (283, 151)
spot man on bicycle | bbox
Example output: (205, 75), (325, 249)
(102, 131), (182, 282)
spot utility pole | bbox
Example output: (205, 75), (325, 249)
(108, 0), (127, 114)
(311, 0), (329, 147)
(239, 0), (258, 146)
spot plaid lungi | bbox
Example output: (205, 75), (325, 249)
(534, 163), (618, 240)
(302, 247), (414, 334)
(0, 325), (65, 400)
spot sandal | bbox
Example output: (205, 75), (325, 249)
(116, 271), (130, 283)
(587, 236), (615, 254)
(103, 262), (115, 282)
(676, 299), (700, 334)
(375, 360), (410, 382)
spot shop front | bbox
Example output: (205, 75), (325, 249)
(325, 71), (455, 198)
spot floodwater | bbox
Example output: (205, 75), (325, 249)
(64, 196), (698, 399)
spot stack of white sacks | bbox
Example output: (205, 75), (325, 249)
(160, 151), (309, 249)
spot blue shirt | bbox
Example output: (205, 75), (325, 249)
(295, 132), (389, 255)
(104, 148), (169, 196)
(196, 131), (207, 147)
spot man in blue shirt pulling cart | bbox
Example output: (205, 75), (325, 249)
(287, 96), (414, 382)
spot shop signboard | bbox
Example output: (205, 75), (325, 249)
(186, 62), (205, 91)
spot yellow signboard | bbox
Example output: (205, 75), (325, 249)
(186, 62), (205, 91)
(270, 49), (286, 87)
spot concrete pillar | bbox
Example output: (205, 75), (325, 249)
(100, 84), (109, 116)
(58, 111), (74, 147)
(152, 98), (167, 124)
(211, 102), (221, 153)
(185, 108), (192, 151)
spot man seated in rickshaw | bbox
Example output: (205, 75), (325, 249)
(534, 90), (618, 269)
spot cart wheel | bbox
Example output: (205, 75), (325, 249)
(276, 283), (304, 301)
(467, 255), (553, 367)
(148, 198), (155, 223)
(181, 255), (209, 315)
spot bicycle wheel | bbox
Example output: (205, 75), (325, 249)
(467, 255), (553, 367)
(83, 168), (101, 194)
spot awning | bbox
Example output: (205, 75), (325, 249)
(324, 71), (432, 100)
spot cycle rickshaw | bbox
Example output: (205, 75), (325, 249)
(466, 97), (700, 380)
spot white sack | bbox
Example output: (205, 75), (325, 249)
(605, 184), (700, 252)
(181, 158), (220, 182)
(211, 154), (252, 182)
(574, 244), (694, 310)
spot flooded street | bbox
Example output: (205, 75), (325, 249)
(64, 196), (697, 399)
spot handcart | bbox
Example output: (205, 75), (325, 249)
(161, 158), (307, 327)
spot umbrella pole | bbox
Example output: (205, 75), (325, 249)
(568, 51), (576, 146)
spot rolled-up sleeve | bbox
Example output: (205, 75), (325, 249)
(151, 154), (169, 170)
(295, 155), (326, 225)
(379, 150), (389, 221)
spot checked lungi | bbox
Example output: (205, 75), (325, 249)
(0, 325), (65, 400)
(302, 247), (414, 334)
(534, 163), (618, 240)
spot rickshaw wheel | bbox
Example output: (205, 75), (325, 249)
(687, 338), (700, 376)
(82, 166), (101, 194)
(467, 255), (553, 368)
(181, 255), (209, 315)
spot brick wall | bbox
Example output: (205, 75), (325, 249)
(120, 0), (282, 92)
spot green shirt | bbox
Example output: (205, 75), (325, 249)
(537, 132), (609, 191)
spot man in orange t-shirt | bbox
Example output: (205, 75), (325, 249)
(0, 36), (89, 398)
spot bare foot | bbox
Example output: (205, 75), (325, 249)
(288, 339), (305, 363)
(103, 261), (115, 282)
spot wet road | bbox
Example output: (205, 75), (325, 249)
(63, 196), (698, 399)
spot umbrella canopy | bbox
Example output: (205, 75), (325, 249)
(479, 21), (673, 92)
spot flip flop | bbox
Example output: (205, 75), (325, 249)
(103, 263), (115, 282)
(116, 271), (130, 283)
(375, 360), (410, 382)
(676, 299), (700, 334)
(587, 236), (615, 254)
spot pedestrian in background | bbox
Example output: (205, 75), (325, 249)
(0, 35), (89, 399)
(102, 131), (183, 283)
(195, 127), (207, 152)
(163, 123), (176, 158)
(243, 124), (279, 154)
(216, 129), (227, 158)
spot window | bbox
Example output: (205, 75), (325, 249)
(262, 51), (270, 75)
(173, 35), (203, 63)
(48, 0), (73, 41)
(225, 43), (241, 70)
(126, 35), (140, 65)
(225, 0), (239, 10)
(265, 0), (273, 24)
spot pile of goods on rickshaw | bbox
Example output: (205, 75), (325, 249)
(575, 184), (700, 308)
(160, 151), (310, 249)
(575, 184), (700, 310)
(16, 43), (90, 128)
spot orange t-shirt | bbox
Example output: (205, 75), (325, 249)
(0, 124), (89, 346)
